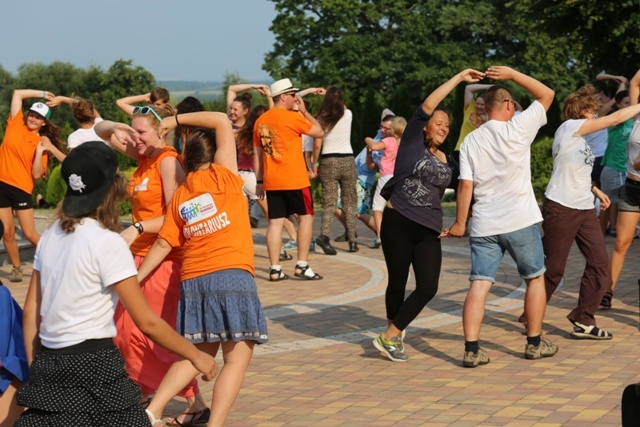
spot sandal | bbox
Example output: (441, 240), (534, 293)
(600, 292), (613, 309)
(279, 250), (293, 261)
(167, 408), (211, 426)
(139, 395), (153, 409)
(294, 264), (323, 280)
(146, 409), (163, 426)
(570, 321), (613, 340)
(269, 268), (289, 282)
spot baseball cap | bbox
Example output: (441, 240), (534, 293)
(29, 102), (51, 120)
(61, 141), (119, 217)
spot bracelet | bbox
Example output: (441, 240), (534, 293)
(175, 114), (180, 126)
(42, 90), (46, 98)
(256, 180), (263, 184)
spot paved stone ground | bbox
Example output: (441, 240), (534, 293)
(4, 212), (639, 426)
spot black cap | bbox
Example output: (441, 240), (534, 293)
(61, 141), (119, 217)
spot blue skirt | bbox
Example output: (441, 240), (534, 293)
(177, 269), (268, 344)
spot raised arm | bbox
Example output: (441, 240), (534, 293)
(296, 95), (324, 138)
(226, 84), (269, 111)
(94, 120), (140, 159)
(159, 112), (237, 173)
(577, 102), (640, 136)
(116, 93), (149, 116)
(365, 136), (386, 151)
(298, 87), (326, 97)
(11, 89), (55, 118)
(422, 69), (485, 115)
(485, 66), (555, 111)
(463, 84), (493, 107)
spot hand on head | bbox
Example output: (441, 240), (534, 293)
(113, 123), (138, 147)
(158, 116), (177, 139)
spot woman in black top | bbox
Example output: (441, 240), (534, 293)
(373, 69), (484, 362)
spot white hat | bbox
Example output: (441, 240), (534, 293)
(270, 78), (299, 97)
(30, 102), (51, 120)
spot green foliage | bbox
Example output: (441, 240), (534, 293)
(44, 164), (66, 206)
(530, 136), (554, 202)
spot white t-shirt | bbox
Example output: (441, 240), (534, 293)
(626, 117), (640, 180)
(459, 101), (547, 237)
(584, 128), (607, 157)
(34, 218), (138, 349)
(320, 109), (353, 155)
(302, 134), (314, 153)
(67, 118), (105, 149)
(545, 119), (595, 209)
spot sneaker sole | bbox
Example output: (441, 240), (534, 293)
(525, 348), (558, 360)
(372, 338), (408, 363)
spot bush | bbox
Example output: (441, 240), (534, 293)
(44, 164), (66, 206)
(530, 136), (554, 202)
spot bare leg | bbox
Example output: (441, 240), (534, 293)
(462, 280), (492, 341)
(207, 340), (255, 427)
(335, 208), (346, 229)
(357, 213), (377, 234)
(608, 211), (640, 293)
(0, 208), (20, 267)
(266, 217), (286, 266)
(282, 216), (297, 242)
(15, 208), (40, 247)
(296, 214), (313, 262)
(523, 275), (546, 337)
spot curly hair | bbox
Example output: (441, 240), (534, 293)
(562, 85), (598, 121)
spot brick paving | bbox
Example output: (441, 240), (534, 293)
(4, 214), (639, 426)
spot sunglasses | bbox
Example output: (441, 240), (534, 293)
(133, 106), (163, 123)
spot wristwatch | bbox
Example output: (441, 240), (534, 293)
(133, 222), (144, 234)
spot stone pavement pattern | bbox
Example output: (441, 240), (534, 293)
(3, 214), (639, 426)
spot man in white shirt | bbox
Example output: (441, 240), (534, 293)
(445, 66), (557, 367)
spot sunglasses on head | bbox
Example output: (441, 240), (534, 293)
(132, 106), (163, 123)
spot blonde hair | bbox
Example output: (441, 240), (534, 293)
(391, 116), (407, 140)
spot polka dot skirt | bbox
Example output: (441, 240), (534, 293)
(16, 344), (150, 426)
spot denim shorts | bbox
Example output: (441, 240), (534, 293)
(469, 224), (545, 283)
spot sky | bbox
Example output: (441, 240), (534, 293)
(0, 0), (278, 82)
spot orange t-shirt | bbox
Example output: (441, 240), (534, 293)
(128, 146), (183, 262)
(159, 164), (254, 281)
(0, 111), (49, 194)
(253, 108), (313, 190)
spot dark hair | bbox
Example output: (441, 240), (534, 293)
(316, 87), (345, 133)
(381, 114), (395, 123)
(150, 87), (170, 104)
(590, 80), (609, 96)
(173, 96), (205, 148)
(562, 85), (598, 121)
(233, 92), (252, 112)
(38, 117), (64, 152)
(422, 107), (450, 148)
(483, 85), (514, 113)
(615, 90), (629, 104)
(58, 172), (127, 233)
(72, 98), (95, 124)
(237, 105), (268, 157)
(184, 129), (217, 173)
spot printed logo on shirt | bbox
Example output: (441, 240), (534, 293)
(134, 177), (149, 192)
(179, 193), (217, 225)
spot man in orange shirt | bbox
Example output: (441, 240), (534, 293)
(254, 78), (325, 281)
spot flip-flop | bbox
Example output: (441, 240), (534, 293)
(167, 408), (211, 426)
(571, 322), (613, 340)
(269, 268), (289, 282)
(294, 264), (323, 280)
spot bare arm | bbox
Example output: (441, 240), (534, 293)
(423, 69), (485, 115)
(159, 112), (237, 173)
(365, 137), (386, 151)
(254, 145), (265, 199)
(116, 93), (149, 116)
(577, 103), (640, 135)
(442, 179), (473, 238)
(296, 95), (324, 138)
(94, 120), (140, 159)
(298, 87), (326, 97)
(629, 69), (640, 107)
(11, 89), (55, 119)
(312, 137), (322, 167)
(485, 66), (555, 111)
(463, 84), (493, 107)
(137, 238), (173, 282)
(22, 270), (42, 365)
(114, 275), (218, 380)
(226, 84), (269, 111)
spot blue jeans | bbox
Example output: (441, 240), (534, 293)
(469, 224), (545, 283)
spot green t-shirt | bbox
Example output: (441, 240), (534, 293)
(602, 120), (632, 172)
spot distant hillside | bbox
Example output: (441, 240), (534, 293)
(158, 80), (224, 102)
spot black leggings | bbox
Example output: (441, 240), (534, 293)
(381, 208), (442, 331)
